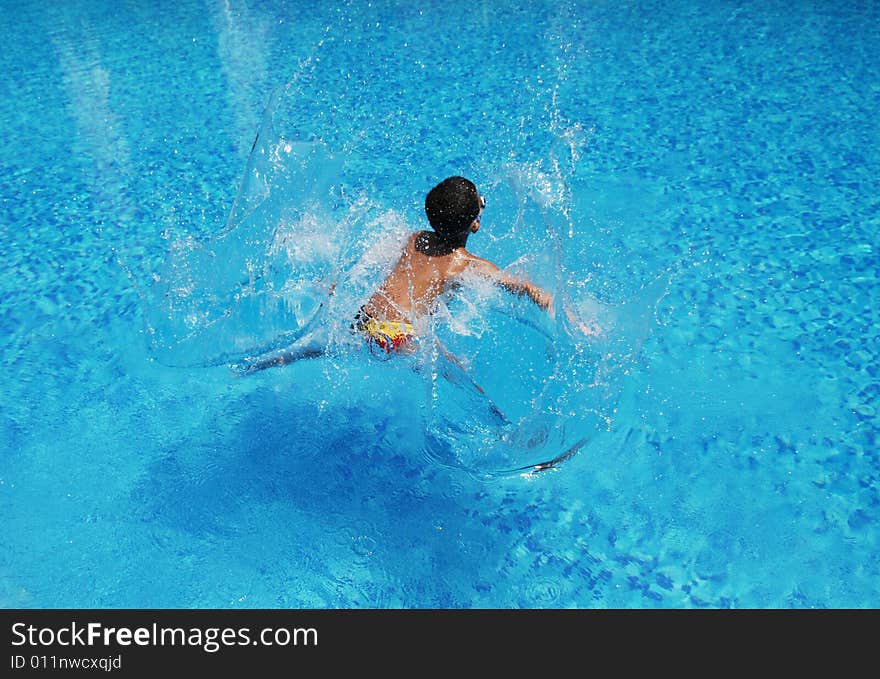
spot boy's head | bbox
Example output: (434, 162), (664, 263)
(425, 176), (485, 243)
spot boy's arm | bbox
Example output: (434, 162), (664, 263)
(464, 256), (553, 311)
(463, 255), (601, 336)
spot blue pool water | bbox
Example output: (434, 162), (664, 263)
(2, 0), (878, 608)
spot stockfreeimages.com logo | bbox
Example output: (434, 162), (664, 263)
(11, 621), (318, 654)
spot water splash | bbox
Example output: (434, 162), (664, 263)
(420, 162), (669, 478)
(143, 138), (346, 367)
(140, 1), (668, 476)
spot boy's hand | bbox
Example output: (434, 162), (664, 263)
(534, 287), (554, 312)
(564, 304), (602, 337)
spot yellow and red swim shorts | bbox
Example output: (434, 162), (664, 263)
(353, 308), (415, 354)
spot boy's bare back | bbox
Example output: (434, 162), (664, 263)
(364, 227), (552, 327)
(362, 230), (504, 323)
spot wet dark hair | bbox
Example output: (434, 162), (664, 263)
(424, 176), (481, 242)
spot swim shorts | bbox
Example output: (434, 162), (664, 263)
(352, 307), (415, 354)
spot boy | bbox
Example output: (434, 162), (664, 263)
(243, 175), (562, 372)
(353, 175), (555, 354)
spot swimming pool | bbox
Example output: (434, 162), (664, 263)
(1, 0), (878, 608)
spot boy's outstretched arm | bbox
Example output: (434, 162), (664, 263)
(464, 256), (553, 311)
(464, 256), (601, 337)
